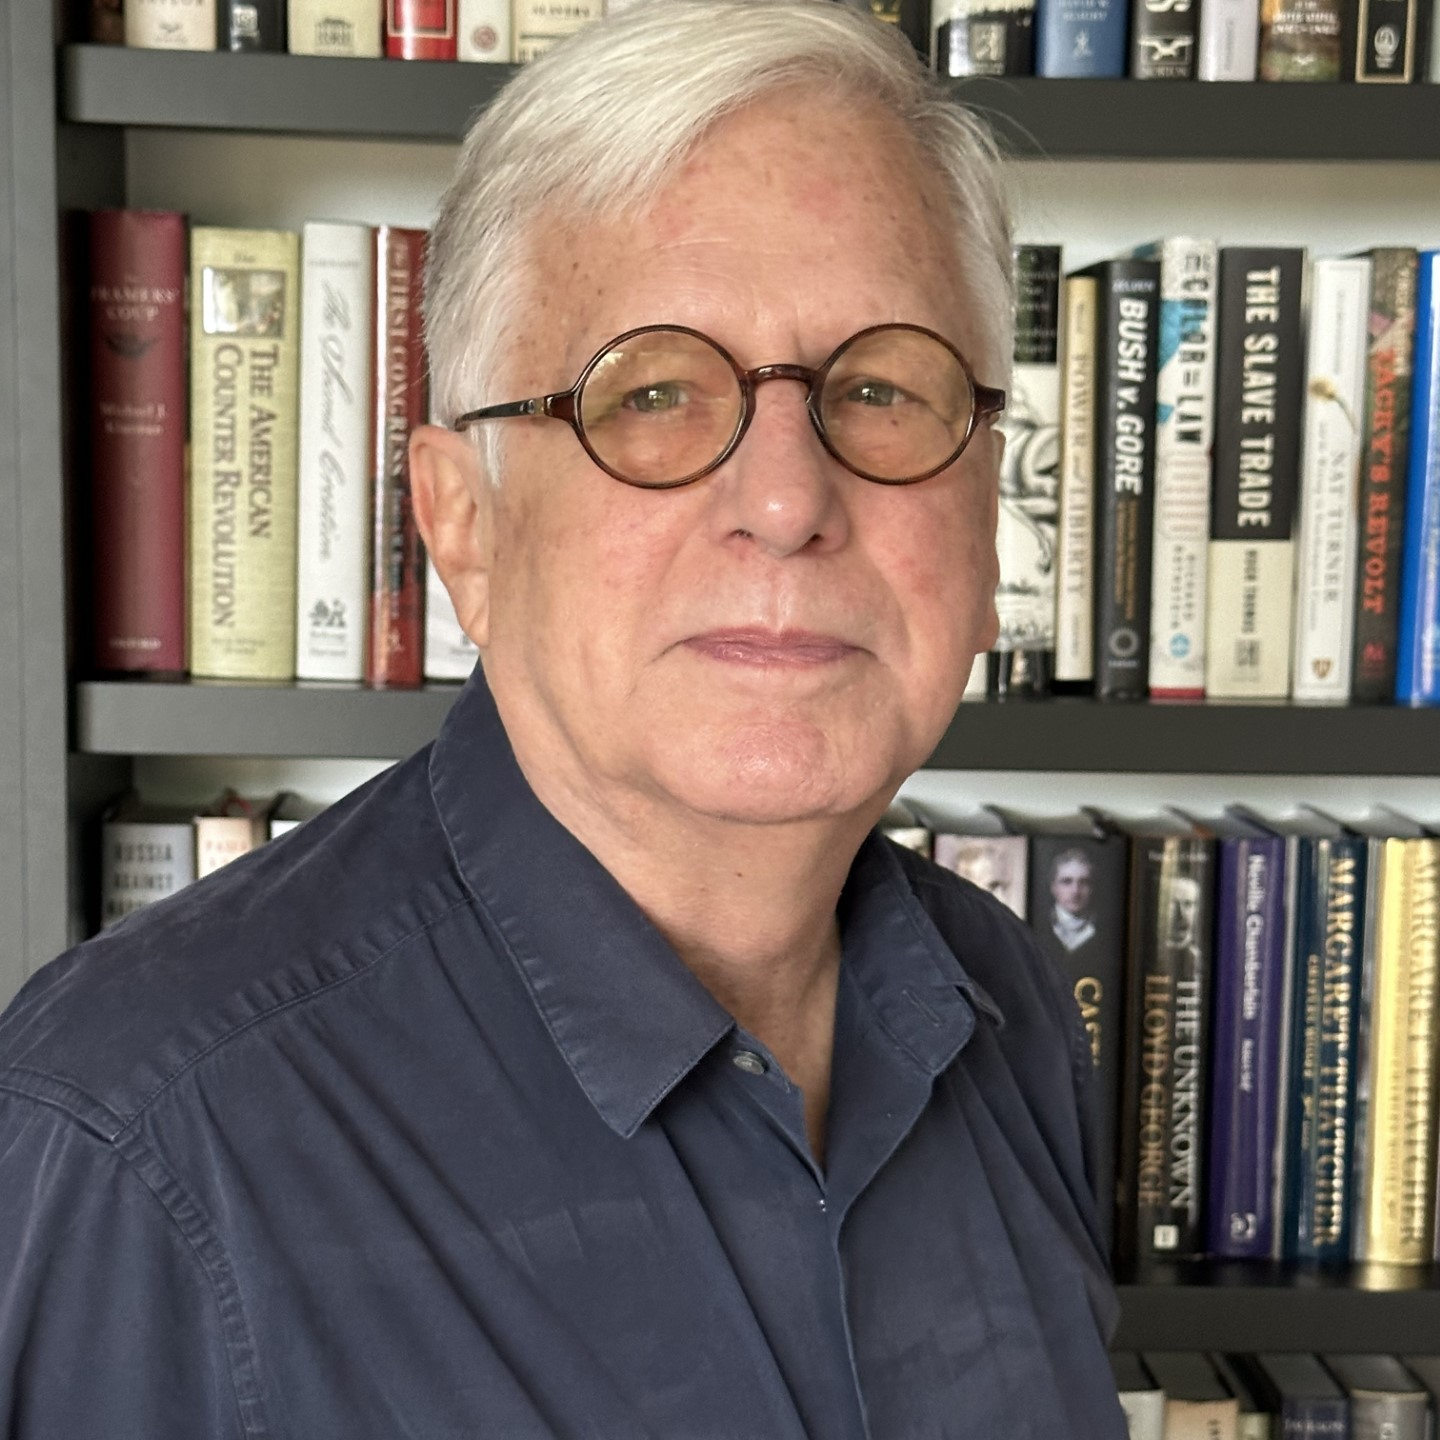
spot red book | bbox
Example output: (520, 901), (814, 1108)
(86, 209), (188, 675)
(367, 225), (428, 688)
(385, 0), (458, 58)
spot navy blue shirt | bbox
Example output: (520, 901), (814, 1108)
(0, 675), (1124, 1439)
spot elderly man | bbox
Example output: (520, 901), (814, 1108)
(0, 1), (1122, 1435)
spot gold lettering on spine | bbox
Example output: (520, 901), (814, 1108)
(211, 342), (244, 630)
(1311, 852), (1356, 1245)
(1137, 974), (1172, 1207)
(1399, 843), (1439, 1251)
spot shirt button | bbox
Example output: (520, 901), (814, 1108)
(732, 1050), (767, 1076)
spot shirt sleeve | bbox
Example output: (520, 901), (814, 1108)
(0, 1089), (247, 1440)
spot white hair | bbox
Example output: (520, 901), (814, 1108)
(425, 0), (1013, 478)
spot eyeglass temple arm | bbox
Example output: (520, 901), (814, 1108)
(974, 383), (1006, 419)
(452, 392), (577, 432)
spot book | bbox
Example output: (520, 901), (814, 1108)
(881, 800), (932, 856)
(100, 796), (196, 927)
(1080, 258), (1160, 701)
(931, 0), (1036, 73)
(218, 0), (285, 48)
(993, 244), (1061, 698)
(1249, 1354), (1348, 1436)
(124, 0), (217, 47)
(1035, 0), (1127, 73)
(1323, 1354), (1429, 1440)
(288, 0), (382, 53)
(1197, 0), (1261, 75)
(1399, 1355), (1440, 1414)
(1117, 817), (1214, 1265)
(458, 0), (511, 59)
(424, 555), (479, 682)
(1210, 1354), (1275, 1440)
(189, 227), (301, 682)
(1205, 247), (1306, 700)
(1130, 0), (1199, 77)
(1142, 1352), (1239, 1438)
(1355, 0), (1418, 76)
(1291, 256), (1372, 704)
(1056, 272), (1098, 688)
(295, 221), (375, 684)
(513, 0), (603, 61)
(933, 813), (1028, 920)
(1259, 0), (1351, 76)
(267, 792), (324, 839)
(194, 791), (266, 879)
(368, 226), (428, 689)
(1136, 237), (1217, 699)
(1112, 1352), (1165, 1440)
(1395, 251), (1440, 707)
(385, 0), (457, 58)
(1199, 811), (1289, 1260)
(90, 0), (125, 41)
(85, 208), (188, 677)
(1351, 248), (1419, 703)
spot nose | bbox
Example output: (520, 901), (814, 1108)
(709, 376), (850, 559)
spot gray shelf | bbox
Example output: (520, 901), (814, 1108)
(60, 45), (1440, 160)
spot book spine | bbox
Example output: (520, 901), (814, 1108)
(287, 0), (382, 53)
(368, 226), (428, 689)
(90, 0), (126, 41)
(1291, 257), (1371, 702)
(424, 555), (480, 681)
(1146, 237), (1217, 698)
(385, 0), (457, 58)
(932, 0), (1037, 75)
(1356, 0), (1418, 75)
(1207, 834), (1289, 1259)
(124, 0), (218, 47)
(1118, 833), (1214, 1263)
(1395, 252), (1440, 706)
(1197, 0), (1261, 75)
(1092, 260), (1160, 700)
(87, 209), (188, 676)
(1034, 0), (1127, 73)
(1281, 836), (1364, 1263)
(458, 0), (512, 59)
(994, 245), (1061, 691)
(295, 222), (375, 683)
(1259, 0), (1349, 76)
(1056, 274), (1098, 686)
(514, 0), (603, 61)
(101, 822), (197, 926)
(188, 227), (302, 681)
(1347, 1395), (1430, 1440)
(1352, 249), (1419, 702)
(1204, 247), (1306, 699)
(1281, 1399), (1351, 1435)
(218, 0), (285, 48)
(194, 815), (263, 877)
(1355, 837), (1440, 1266)
(1131, 0), (1199, 75)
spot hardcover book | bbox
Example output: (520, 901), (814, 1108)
(1035, 0), (1127, 73)
(90, 0), (125, 41)
(1250, 1354), (1349, 1436)
(1323, 1354), (1430, 1440)
(194, 791), (267, 878)
(1292, 256), (1371, 703)
(368, 226), (428, 689)
(1111, 1353), (1164, 1440)
(424, 555), (480, 682)
(1351, 248), (1418, 703)
(267, 792), (324, 839)
(1355, 0), (1417, 76)
(86, 208), (188, 676)
(1204, 247), (1305, 700)
(385, 0), (457, 58)
(1141, 1352), (1239, 1438)
(932, 0), (1036, 73)
(125, 0), (218, 48)
(1130, 0), (1199, 76)
(218, 0), (285, 48)
(188, 226), (301, 682)
(1136, 237), (1217, 699)
(459, 0), (511, 59)
(288, 0), (382, 53)
(1198, 0), (1261, 75)
(993, 245), (1061, 698)
(514, 0), (603, 61)
(1258, 0), (1349, 77)
(1211, 1353), (1276, 1440)
(295, 221), (376, 684)
(933, 814), (1028, 920)
(1077, 258), (1160, 701)
(101, 796), (197, 927)
(1055, 272), (1098, 687)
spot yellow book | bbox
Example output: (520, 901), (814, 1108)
(1354, 824), (1440, 1266)
(189, 227), (301, 681)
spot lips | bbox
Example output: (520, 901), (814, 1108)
(682, 628), (861, 666)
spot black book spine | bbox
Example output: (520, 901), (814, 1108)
(1088, 259), (1160, 700)
(1130, 0), (1199, 76)
(935, 1), (1037, 75)
(1117, 832), (1214, 1266)
(1351, 249), (1418, 701)
(218, 0), (286, 49)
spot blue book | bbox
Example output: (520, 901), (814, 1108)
(1201, 813), (1289, 1259)
(1035, 0), (1127, 75)
(1395, 250), (1440, 705)
(1251, 1354), (1350, 1438)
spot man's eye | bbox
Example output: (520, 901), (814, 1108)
(844, 380), (905, 407)
(623, 382), (686, 413)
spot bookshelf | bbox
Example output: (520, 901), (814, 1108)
(5, 5), (1440, 1362)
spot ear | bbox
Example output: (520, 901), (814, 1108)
(411, 423), (493, 650)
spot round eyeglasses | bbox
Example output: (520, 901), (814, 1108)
(451, 323), (1006, 489)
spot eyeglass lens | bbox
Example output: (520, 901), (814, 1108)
(575, 327), (975, 487)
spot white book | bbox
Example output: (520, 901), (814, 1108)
(513, 0), (603, 61)
(288, 0), (383, 54)
(101, 802), (197, 927)
(424, 554), (480, 681)
(1140, 237), (1218, 697)
(1118, 1390), (1165, 1440)
(295, 222), (376, 683)
(1291, 257), (1371, 702)
(459, 0), (512, 58)
(933, 824), (1028, 920)
(125, 0), (217, 48)
(1197, 0), (1259, 77)
(1055, 274), (1098, 684)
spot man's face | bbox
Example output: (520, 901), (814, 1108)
(1051, 858), (1093, 917)
(473, 93), (1001, 831)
